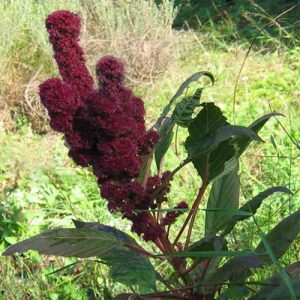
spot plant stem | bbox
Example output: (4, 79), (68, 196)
(184, 181), (208, 250)
(173, 182), (208, 247)
(126, 244), (162, 260)
(199, 259), (211, 281)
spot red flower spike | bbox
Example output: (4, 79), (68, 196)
(46, 10), (94, 99)
(41, 10), (164, 243)
(96, 56), (125, 86)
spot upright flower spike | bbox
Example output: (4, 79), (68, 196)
(46, 10), (94, 99)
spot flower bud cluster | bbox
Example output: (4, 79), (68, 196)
(40, 10), (185, 242)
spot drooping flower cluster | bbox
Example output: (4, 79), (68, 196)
(39, 10), (186, 242)
(161, 201), (188, 226)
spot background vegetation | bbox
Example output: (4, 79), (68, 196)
(0, 0), (299, 299)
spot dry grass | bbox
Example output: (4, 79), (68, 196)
(0, 0), (179, 132)
(81, 0), (179, 85)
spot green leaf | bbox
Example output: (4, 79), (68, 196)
(188, 236), (227, 262)
(154, 71), (214, 129)
(154, 117), (174, 171)
(185, 102), (228, 181)
(222, 186), (292, 236)
(3, 223), (157, 291)
(185, 103), (263, 181)
(252, 214), (297, 300)
(72, 220), (135, 245)
(249, 262), (300, 300)
(234, 112), (284, 156)
(205, 162), (240, 236)
(256, 209), (300, 264)
(2, 228), (123, 257)
(219, 284), (250, 300)
(191, 140), (237, 182)
(204, 209), (300, 286)
(186, 103), (227, 149)
(170, 72), (214, 104)
(171, 88), (203, 127)
(72, 221), (156, 291)
(267, 278), (300, 300)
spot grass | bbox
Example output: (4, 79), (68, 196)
(0, 0), (299, 299)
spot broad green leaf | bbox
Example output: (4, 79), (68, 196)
(186, 103), (227, 150)
(204, 255), (263, 286)
(2, 228), (122, 258)
(188, 236), (227, 260)
(188, 236), (226, 252)
(205, 162), (240, 236)
(205, 209), (300, 286)
(189, 140), (236, 182)
(154, 117), (174, 171)
(185, 103), (263, 181)
(72, 220), (156, 291)
(110, 261), (156, 292)
(221, 186), (292, 236)
(185, 102), (228, 181)
(187, 125), (262, 159)
(154, 71), (214, 129)
(249, 262), (300, 300)
(256, 209), (300, 264)
(73, 220), (135, 245)
(219, 284), (250, 300)
(3, 224), (157, 291)
(267, 278), (300, 300)
(253, 214), (297, 300)
(171, 88), (203, 127)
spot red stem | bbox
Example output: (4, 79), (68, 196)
(173, 182), (208, 247)
(199, 259), (211, 281)
(184, 181), (208, 250)
(126, 244), (162, 260)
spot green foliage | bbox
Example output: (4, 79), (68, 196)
(185, 102), (263, 181)
(222, 186), (293, 236)
(4, 222), (156, 292)
(155, 71), (214, 130)
(154, 117), (174, 172)
(171, 88), (203, 127)
(205, 163), (240, 236)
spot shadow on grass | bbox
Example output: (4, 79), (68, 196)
(156, 0), (299, 49)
